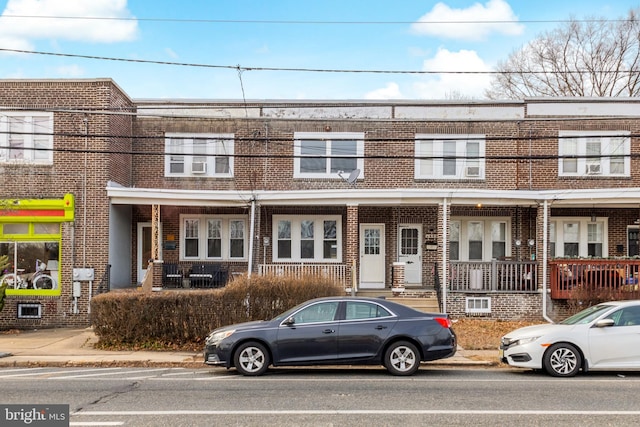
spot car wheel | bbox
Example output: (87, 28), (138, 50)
(543, 343), (581, 377)
(384, 341), (420, 376)
(234, 342), (270, 376)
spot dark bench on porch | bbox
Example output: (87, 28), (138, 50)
(162, 263), (229, 289)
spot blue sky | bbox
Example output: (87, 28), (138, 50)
(0, 0), (639, 100)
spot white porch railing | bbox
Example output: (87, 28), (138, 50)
(258, 264), (349, 287)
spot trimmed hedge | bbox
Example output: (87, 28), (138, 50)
(90, 274), (343, 349)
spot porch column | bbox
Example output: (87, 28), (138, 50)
(346, 205), (359, 289)
(151, 204), (161, 288)
(437, 199), (450, 313)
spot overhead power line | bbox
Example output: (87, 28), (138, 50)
(2, 48), (639, 75)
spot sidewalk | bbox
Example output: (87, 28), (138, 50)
(0, 328), (499, 368)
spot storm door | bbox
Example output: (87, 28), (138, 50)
(359, 224), (385, 289)
(398, 225), (422, 286)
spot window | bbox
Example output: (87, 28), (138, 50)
(345, 301), (392, 320)
(273, 215), (342, 262)
(1, 225), (61, 294)
(165, 133), (233, 177)
(0, 112), (53, 164)
(559, 131), (630, 177)
(449, 218), (511, 261)
(466, 297), (491, 314)
(291, 301), (339, 324)
(293, 132), (364, 179)
(549, 217), (608, 258)
(415, 134), (485, 180)
(180, 215), (247, 260)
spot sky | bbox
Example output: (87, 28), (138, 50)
(0, 0), (639, 100)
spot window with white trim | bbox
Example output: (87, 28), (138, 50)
(0, 112), (53, 164)
(293, 132), (364, 179)
(466, 297), (491, 314)
(165, 133), (233, 177)
(415, 134), (485, 180)
(180, 215), (246, 260)
(549, 217), (608, 258)
(449, 218), (511, 261)
(273, 215), (342, 262)
(559, 130), (630, 177)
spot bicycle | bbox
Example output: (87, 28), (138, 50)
(0, 259), (57, 290)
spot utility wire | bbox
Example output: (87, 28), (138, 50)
(2, 48), (639, 75)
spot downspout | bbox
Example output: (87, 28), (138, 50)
(248, 197), (256, 277)
(442, 197), (448, 314)
(542, 199), (553, 323)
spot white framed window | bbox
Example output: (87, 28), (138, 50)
(0, 112), (53, 164)
(273, 215), (342, 262)
(549, 217), (608, 258)
(449, 218), (511, 261)
(293, 132), (364, 179)
(180, 215), (247, 260)
(558, 130), (630, 177)
(465, 297), (491, 314)
(415, 134), (485, 180)
(165, 133), (233, 177)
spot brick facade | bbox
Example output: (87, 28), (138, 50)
(2, 80), (640, 327)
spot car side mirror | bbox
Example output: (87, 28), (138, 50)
(594, 318), (615, 328)
(283, 316), (295, 326)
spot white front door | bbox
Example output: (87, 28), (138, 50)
(359, 224), (386, 289)
(137, 222), (162, 284)
(398, 225), (422, 286)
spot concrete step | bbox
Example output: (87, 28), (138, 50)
(386, 297), (440, 313)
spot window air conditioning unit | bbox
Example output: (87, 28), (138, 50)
(465, 166), (480, 177)
(191, 162), (207, 173)
(586, 163), (601, 175)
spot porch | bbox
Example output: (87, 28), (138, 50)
(549, 259), (640, 299)
(449, 260), (538, 293)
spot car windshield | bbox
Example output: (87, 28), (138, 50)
(560, 304), (614, 325)
(271, 300), (313, 322)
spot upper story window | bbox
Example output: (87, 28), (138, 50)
(165, 133), (233, 178)
(0, 112), (53, 164)
(293, 132), (364, 179)
(415, 134), (485, 180)
(558, 130), (630, 177)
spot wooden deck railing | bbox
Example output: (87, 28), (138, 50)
(258, 263), (349, 287)
(549, 259), (640, 299)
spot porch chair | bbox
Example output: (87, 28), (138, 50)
(162, 263), (183, 288)
(189, 263), (228, 288)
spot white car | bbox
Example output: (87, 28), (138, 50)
(500, 300), (640, 377)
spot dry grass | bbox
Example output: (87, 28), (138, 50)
(452, 318), (540, 350)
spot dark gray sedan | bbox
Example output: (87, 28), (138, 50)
(204, 296), (456, 376)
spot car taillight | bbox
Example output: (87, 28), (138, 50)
(434, 317), (452, 328)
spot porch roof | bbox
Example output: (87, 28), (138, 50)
(106, 183), (640, 208)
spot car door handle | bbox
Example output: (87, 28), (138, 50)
(323, 329), (335, 334)
(375, 325), (387, 330)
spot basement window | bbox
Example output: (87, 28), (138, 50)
(17, 303), (42, 319)
(465, 297), (491, 314)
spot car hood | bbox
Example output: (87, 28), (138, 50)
(503, 323), (575, 340)
(215, 320), (269, 333)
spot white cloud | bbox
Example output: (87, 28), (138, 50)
(55, 64), (84, 77)
(0, 0), (138, 50)
(364, 82), (404, 100)
(165, 48), (178, 59)
(411, 0), (524, 41)
(411, 48), (491, 99)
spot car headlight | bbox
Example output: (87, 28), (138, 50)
(513, 336), (541, 346)
(206, 329), (235, 345)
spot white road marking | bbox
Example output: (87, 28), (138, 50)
(74, 409), (640, 416)
(57, 368), (167, 379)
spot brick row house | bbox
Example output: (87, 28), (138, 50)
(2, 78), (640, 328)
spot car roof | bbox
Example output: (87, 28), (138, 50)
(600, 300), (640, 307)
(307, 296), (441, 317)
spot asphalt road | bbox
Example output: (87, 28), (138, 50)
(1, 366), (639, 426)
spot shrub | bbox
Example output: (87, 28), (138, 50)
(567, 284), (640, 314)
(90, 273), (343, 349)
